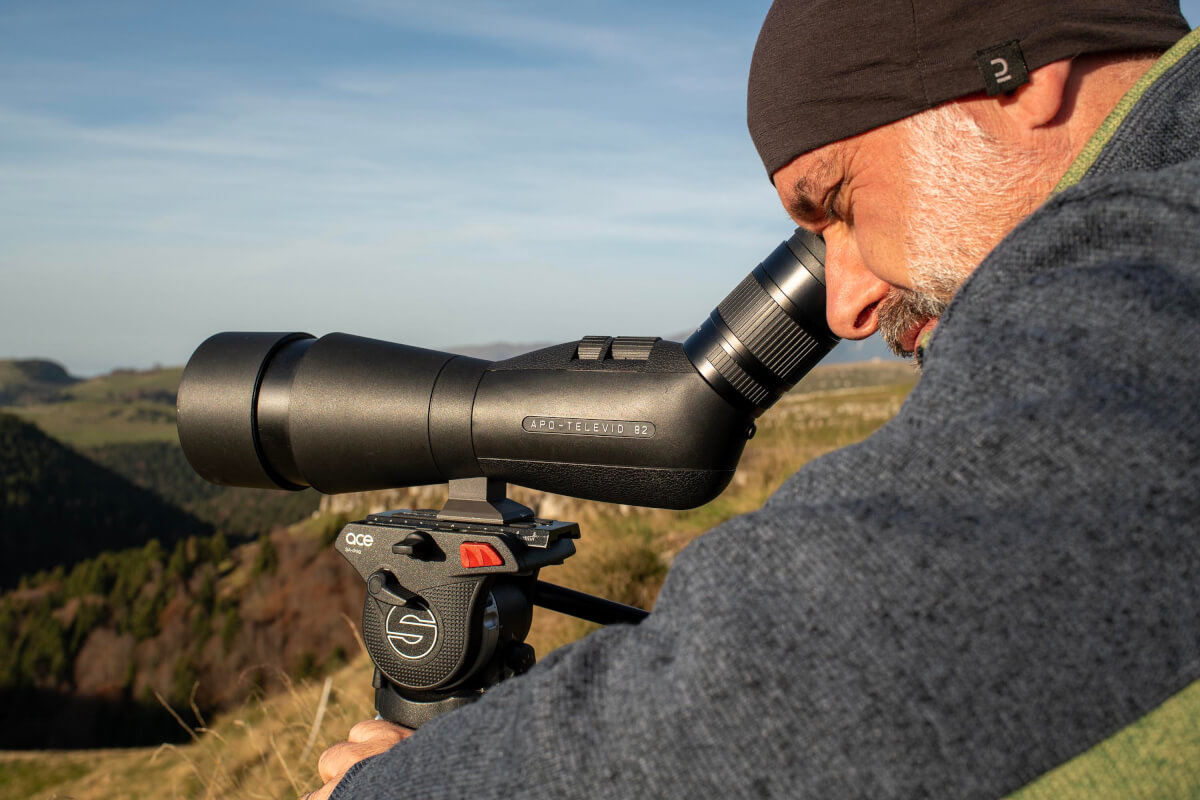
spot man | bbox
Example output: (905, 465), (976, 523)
(310, 1), (1200, 797)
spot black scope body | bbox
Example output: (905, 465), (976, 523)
(177, 230), (837, 509)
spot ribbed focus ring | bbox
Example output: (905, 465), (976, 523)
(706, 343), (771, 408)
(716, 271), (821, 381)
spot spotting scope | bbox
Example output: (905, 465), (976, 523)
(176, 229), (837, 510)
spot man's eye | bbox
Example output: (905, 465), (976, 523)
(827, 183), (850, 224)
(824, 184), (841, 218)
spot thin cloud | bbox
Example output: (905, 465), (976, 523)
(326, 0), (749, 88)
(0, 1), (786, 373)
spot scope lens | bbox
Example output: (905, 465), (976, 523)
(683, 229), (838, 415)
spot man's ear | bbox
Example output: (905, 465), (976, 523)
(995, 59), (1073, 131)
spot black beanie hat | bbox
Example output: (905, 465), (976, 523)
(748, 0), (1190, 179)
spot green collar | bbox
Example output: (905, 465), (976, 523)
(1054, 27), (1200, 193)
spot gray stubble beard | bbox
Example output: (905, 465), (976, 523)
(878, 102), (1057, 367)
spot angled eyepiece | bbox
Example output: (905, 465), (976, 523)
(684, 229), (837, 416)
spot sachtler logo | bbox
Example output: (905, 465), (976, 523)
(385, 602), (438, 661)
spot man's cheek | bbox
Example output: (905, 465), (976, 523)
(852, 223), (909, 288)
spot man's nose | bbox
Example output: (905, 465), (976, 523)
(822, 233), (891, 340)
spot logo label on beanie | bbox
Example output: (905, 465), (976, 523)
(976, 40), (1030, 96)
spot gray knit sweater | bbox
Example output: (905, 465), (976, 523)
(333, 33), (1200, 800)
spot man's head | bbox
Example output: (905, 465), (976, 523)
(748, 0), (1189, 362)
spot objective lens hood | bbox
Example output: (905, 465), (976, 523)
(177, 331), (315, 490)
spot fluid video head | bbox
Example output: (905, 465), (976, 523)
(176, 229), (836, 725)
(176, 229), (836, 510)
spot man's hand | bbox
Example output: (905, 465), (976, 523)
(302, 719), (413, 800)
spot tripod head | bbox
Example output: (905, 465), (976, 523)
(335, 476), (646, 726)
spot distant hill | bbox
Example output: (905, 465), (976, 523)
(66, 365), (183, 406)
(0, 359), (80, 405)
(1, 363), (182, 447)
(2, 361), (319, 555)
(0, 413), (212, 588)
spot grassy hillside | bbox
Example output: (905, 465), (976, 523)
(66, 366), (184, 405)
(0, 360), (324, 749)
(0, 413), (212, 589)
(0, 655), (379, 800)
(3, 360), (319, 547)
(4, 365), (182, 447)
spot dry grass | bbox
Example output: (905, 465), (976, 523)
(2, 654), (377, 800)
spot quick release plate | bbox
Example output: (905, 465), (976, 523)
(335, 508), (579, 595)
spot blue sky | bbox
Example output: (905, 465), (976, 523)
(2, 2), (1196, 375)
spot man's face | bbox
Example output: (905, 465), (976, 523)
(773, 102), (1051, 363)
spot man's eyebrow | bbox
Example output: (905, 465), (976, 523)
(786, 152), (840, 222)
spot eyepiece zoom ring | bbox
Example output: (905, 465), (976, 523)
(717, 269), (822, 378)
(684, 232), (837, 416)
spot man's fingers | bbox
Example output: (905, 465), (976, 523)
(317, 722), (412, 782)
(313, 720), (414, 791)
(347, 719), (411, 745)
(318, 741), (378, 783)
